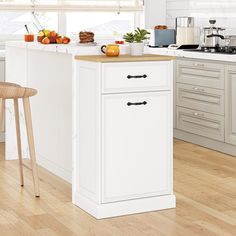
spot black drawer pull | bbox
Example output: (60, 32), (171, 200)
(127, 101), (147, 106)
(127, 74), (147, 79)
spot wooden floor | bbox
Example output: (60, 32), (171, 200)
(0, 140), (235, 236)
(0, 142), (5, 160)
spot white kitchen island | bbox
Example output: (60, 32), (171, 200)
(5, 42), (129, 182)
(73, 54), (176, 218)
(6, 41), (176, 219)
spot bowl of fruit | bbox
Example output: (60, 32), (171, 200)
(37, 30), (71, 45)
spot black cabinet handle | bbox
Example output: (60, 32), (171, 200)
(127, 101), (147, 106)
(127, 74), (147, 79)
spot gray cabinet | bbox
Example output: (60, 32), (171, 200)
(176, 58), (225, 141)
(177, 107), (224, 142)
(225, 66), (236, 145)
(176, 59), (224, 89)
(176, 83), (224, 115)
(175, 58), (236, 156)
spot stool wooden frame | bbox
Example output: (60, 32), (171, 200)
(0, 82), (40, 197)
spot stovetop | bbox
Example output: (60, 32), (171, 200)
(184, 47), (236, 55)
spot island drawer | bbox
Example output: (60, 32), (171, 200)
(176, 106), (224, 142)
(176, 59), (224, 89)
(101, 61), (171, 93)
(176, 83), (224, 115)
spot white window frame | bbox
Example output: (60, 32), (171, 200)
(0, 0), (144, 42)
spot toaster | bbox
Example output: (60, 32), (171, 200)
(149, 29), (176, 47)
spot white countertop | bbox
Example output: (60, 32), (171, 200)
(145, 47), (236, 63)
(6, 41), (236, 63)
(5, 41), (130, 56)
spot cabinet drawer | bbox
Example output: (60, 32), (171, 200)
(176, 60), (224, 89)
(102, 92), (171, 203)
(176, 83), (224, 115)
(177, 107), (224, 141)
(102, 61), (171, 93)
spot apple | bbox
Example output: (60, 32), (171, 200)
(62, 36), (71, 44)
(49, 31), (57, 37)
(42, 37), (50, 44)
(56, 37), (63, 44)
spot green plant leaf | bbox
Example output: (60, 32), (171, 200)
(124, 28), (150, 43)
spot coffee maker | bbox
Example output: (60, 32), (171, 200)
(176, 17), (195, 45)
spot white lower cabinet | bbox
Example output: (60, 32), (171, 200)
(102, 92), (171, 203)
(225, 66), (236, 145)
(74, 59), (175, 219)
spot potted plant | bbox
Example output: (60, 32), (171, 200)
(123, 28), (150, 56)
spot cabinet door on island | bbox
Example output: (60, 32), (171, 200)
(101, 92), (172, 203)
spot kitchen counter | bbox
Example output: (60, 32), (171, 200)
(6, 41), (236, 62)
(6, 41), (129, 55)
(75, 54), (175, 62)
(145, 47), (236, 63)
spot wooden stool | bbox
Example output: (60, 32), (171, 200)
(0, 82), (40, 197)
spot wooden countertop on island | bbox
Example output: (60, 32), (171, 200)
(74, 54), (175, 63)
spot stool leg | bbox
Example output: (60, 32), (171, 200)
(0, 98), (5, 132)
(14, 98), (24, 187)
(23, 97), (40, 197)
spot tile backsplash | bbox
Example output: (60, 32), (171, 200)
(167, 0), (236, 43)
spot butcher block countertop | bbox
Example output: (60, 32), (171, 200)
(74, 54), (175, 62)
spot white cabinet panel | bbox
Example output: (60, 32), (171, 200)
(102, 61), (171, 93)
(225, 66), (236, 145)
(102, 92), (171, 203)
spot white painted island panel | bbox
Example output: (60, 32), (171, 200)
(73, 58), (175, 219)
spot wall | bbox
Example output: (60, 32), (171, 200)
(145, 0), (166, 29)
(166, 0), (236, 43)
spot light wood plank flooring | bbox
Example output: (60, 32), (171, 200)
(0, 142), (5, 160)
(0, 140), (235, 236)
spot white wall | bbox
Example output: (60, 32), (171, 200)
(166, 0), (236, 42)
(145, 0), (166, 29)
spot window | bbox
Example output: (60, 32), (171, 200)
(0, 0), (144, 41)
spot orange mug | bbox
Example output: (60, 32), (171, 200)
(24, 34), (34, 42)
(101, 44), (120, 57)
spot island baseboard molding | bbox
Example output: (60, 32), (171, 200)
(73, 192), (176, 219)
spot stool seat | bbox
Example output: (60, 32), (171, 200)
(0, 82), (37, 99)
(0, 82), (40, 197)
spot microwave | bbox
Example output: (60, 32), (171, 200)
(149, 29), (176, 47)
